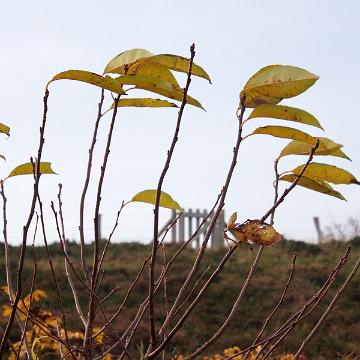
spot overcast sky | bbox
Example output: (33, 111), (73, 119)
(1, 0), (359, 245)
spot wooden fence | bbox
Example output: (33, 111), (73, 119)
(158, 209), (226, 249)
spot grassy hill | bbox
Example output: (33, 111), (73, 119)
(1, 237), (359, 359)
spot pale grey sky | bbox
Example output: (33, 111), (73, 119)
(1, 0), (359, 244)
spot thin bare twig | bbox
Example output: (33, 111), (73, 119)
(225, 244), (352, 360)
(243, 254), (297, 360)
(1, 181), (32, 360)
(189, 245), (263, 359)
(16, 215), (39, 360)
(95, 202), (125, 289)
(0, 89), (49, 356)
(79, 88), (105, 281)
(261, 139), (320, 223)
(156, 95), (247, 348)
(148, 245), (238, 359)
(57, 184), (87, 326)
(84, 93), (121, 358)
(148, 43), (196, 352)
(293, 258), (360, 359)
(196, 141), (319, 360)
(36, 195), (76, 359)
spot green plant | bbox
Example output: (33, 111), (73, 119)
(0, 45), (359, 360)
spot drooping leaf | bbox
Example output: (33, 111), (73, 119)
(280, 173), (346, 200)
(111, 98), (178, 109)
(227, 219), (282, 246)
(291, 162), (360, 185)
(247, 104), (323, 130)
(0, 123), (10, 136)
(241, 65), (319, 108)
(130, 189), (182, 210)
(6, 162), (57, 179)
(104, 48), (154, 74)
(247, 125), (316, 144)
(279, 137), (351, 160)
(146, 54), (211, 83)
(47, 70), (125, 94)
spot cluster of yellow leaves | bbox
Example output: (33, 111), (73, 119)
(1, 288), (108, 359)
(2, 289), (47, 321)
(202, 346), (306, 360)
(240, 64), (359, 202)
(47, 47), (210, 111)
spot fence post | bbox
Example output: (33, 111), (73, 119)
(179, 213), (185, 242)
(195, 209), (201, 249)
(171, 209), (177, 243)
(313, 216), (325, 243)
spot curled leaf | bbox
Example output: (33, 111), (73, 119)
(227, 219), (282, 246)
(130, 189), (182, 211)
(247, 125), (316, 144)
(280, 174), (346, 200)
(6, 162), (57, 180)
(291, 162), (359, 185)
(47, 70), (125, 94)
(241, 65), (319, 107)
(247, 104), (323, 130)
(0, 123), (10, 136)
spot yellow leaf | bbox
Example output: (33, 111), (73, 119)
(227, 212), (238, 227)
(115, 74), (173, 91)
(32, 336), (49, 360)
(279, 137), (350, 160)
(104, 48), (154, 74)
(241, 91), (282, 108)
(146, 54), (211, 83)
(247, 104), (323, 130)
(130, 190), (182, 211)
(111, 98), (178, 108)
(66, 330), (84, 340)
(291, 162), (360, 185)
(104, 50), (211, 83)
(134, 82), (204, 109)
(0, 123), (10, 136)
(47, 70), (125, 94)
(2, 304), (12, 317)
(123, 62), (180, 88)
(247, 125), (316, 144)
(280, 174), (346, 200)
(31, 289), (47, 302)
(6, 162), (57, 179)
(241, 65), (319, 107)
(227, 219), (282, 246)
